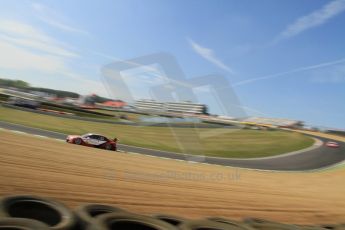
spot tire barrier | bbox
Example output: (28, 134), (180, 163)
(320, 224), (345, 230)
(332, 226), (345, 230)
(244, 218), (307, 230)
(152, 214), (187, 226)
(208, 217), (255, 229)
(298, 226), (328, 230)
(0, 195), (342, 230)
(0, 195), (77, 230)
(0, 217), (50, 230)
(87, 212), (178, 230)
(75, 204), (126, 228)
(179, 219), (242, 230)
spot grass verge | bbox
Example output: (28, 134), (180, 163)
(0, 106), (314, 158)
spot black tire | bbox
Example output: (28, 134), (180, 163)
(0, 217), (50, 230)
(243, 218), (299, 230)
(321, 224), (336, 229)
(87, 212), (178, 230)
(179, 219), (242, 230)
(0, 195), (77, 230)
(74, 138), (82, 145)
(208, 217), (255, 229)
(152, 214), (187, 226)
(75, 204), (125, 228)
(299, 226), (329, 230)
(104, 143), (113, 151)
(321, 224), (345, 229)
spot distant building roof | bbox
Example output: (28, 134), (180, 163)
(102, 100), (126, 108)
(134, 99), (207, 114)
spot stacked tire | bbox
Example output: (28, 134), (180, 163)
(0, 195), (343, 230)
(87, 213), (178, 230)
(0, 195), (76, 229)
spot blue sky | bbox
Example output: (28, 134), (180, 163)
(0, 0), (344, 129)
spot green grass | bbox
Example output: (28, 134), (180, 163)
(91, 109), (224, 127)
(39, 104), (119, 121)
(45, 107), (116, 120)
(92, 109), (143, 121)
(0, 106), (315, 158)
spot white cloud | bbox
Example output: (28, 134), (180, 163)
(31, 3), (88, 35)
(233, 58), (345, 86)
(0, 19), (52, 43)
(0, 37), (103, 95)
(0, 40), (65, 72)
(311, 64), (345, 83)
(0, 18), (101, 96)
(0, 19), (78, 58)
(277, 0), (345, 40)
(95, 51), (195, 89)
(0, 34), (77, 57)
(0, 19), (78, 73)
(188, 38), (234, 74)
(60, 72), (108, 96)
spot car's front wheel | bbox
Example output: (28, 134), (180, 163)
(74, 138), (82, 145)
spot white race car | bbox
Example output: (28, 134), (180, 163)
(325, 141), (340, 148)
(66, 133), (118, 151)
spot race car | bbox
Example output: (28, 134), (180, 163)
(66, 133), (117, 151)
(325, 141), (340, 148)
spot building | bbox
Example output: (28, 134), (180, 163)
(134, 100), (207, 115)
(134, 100), (164, 112)
(165, 102), (207, 114)
(99, 100), (127, 109)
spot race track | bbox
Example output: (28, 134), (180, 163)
(0, 121), (344, 171)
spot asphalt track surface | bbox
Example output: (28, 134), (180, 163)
(0, 121), (344, 171)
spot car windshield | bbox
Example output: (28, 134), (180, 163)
(98, 136), (107, 141)
(0, 0), (344, 227)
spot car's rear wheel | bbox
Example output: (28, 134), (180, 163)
(105, 143), (113, 151)
(74, 138), (82, 145)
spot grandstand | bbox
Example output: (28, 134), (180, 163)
(134, 100), (165, 112)
(134, 100), (207, 115)
(0, 88), (40, 101)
